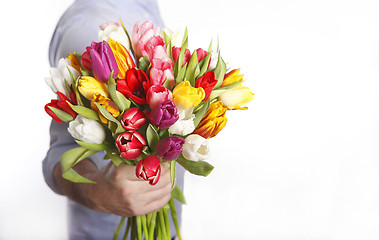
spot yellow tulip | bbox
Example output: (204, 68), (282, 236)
(78, 76), (109, 100)
(108, 38), (135, 79)
(91, 93), (120, 124)
(173, 81), (205, 110)
(193, 101), (228, 139)
(218, 86), (254, 110)
(221, 68), (244, 87)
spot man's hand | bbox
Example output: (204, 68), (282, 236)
(54, 159), (173, 217)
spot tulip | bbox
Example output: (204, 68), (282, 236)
(172, 47), (191, 67)
(45, 58), (80, 98)
(117, 68), (151, 105)
(168, 108), (195, 136)
(136, 155), (161, 185)
(108, 38), (135, 79)
(44, 91), (77, 123)
(156, 136), (185, 161)
(149, 100), (179, 129)
(90, 41), (119, 83)
(208, 52), (218, 71)
(221, 68), (244, 87)
(68, 115), (106, 144)
(115, 130), (146, 160)
(182, 134), (210, 161)
(81, 46), (92, 72)
(121, 107), (147, 130)
(146, 85), (173, 110)
(195, 71), (217, 101)
(195, 48), (208, 62)
(132, 21), (161, 60)
(172, 80), (205, 110)
(161, 28), (183, 47)
(91, 93), (120, 124)
(144, 36), (166, 61)
(98, 21), (130, 51)
(150, 57), (175, 87)
(78, 76), (109, 100)
(218, 86), (254, 110)
(193, 101), (227, 139)
(68, 53), (82, 73)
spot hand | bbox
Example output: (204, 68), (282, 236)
(54, 159), (173, 217)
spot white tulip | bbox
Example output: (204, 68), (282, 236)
(68, 115), (106, 144)
(182, 134), (210, 161)
(218, 86), (254, 109)
(45, 58), (80, 97)
(208, 51), (218, 71)
(169, 108), (195, 136)
(161, 28), (183, 47)
(98, 22), (130, 50)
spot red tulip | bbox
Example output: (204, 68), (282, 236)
(195, 71), (217, 101)
(136, 155), (161, 185)
(121, 107), (147, 130)
(44, 91), (77, 123)
(81, 46), (92, 72)
(195, 48), (208, 62)
(115, 130), (146, 160)
(172, 46), (191, 67)
(117, 68), (151, 105)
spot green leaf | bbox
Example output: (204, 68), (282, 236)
(185, 50), (200, 86)
(67, 67), (84, 106)
(176, 63), (187, 84)
(175, 34), (188, 81)
(198, 40), (213, 77)
(67, 102), (99, 120)
(171, 185), (186, 204)
(213, 51), (227, 88)
(177, 155), (214, 177)
(48, 106), (74, 122)
(93, 102), (124, 134)
(146, 124), (160, 150)
(193, 100), (210, 128)
(75, 140), (109, 151)
(170, 160), (176, 188)
(163, 31), (172, 60)
(119, 19), (134, 57)
(108, 75), (131, 112)
(105, 150), (135, 166)
(138, 56), (150, 72)
(60, 147), (97, 183)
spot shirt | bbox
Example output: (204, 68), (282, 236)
(42, 1), (184, 239)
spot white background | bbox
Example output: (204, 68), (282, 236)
(1, 0), (379, 239)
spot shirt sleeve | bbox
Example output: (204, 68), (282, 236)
(43, 22), (103, 195)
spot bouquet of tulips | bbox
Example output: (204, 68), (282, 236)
(44, 20), (254, 240)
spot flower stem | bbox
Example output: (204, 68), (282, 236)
(169, 198), (182, 240)
(148, 211), (157, 240)
(136, 216), (142, 240)
(158, 209), (167, 239)
(113, 216), (126, 240)
(122, 218), (132, 240)
(140, 214), (149, 240)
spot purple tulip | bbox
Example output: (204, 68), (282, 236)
(156, 136), (185, 161)
(90, 41), (119, 83)
(149, 100), (179, 129)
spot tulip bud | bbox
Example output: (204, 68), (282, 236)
(172, 81), (205, 110)
(98, 21), (130, 51)
(90, 41), (119, 83)
(221, 69), (244, 87)
(193, 101), (228, 139)
(136, 155), (161, 185)
(182, 134), (210, 161)
(146, 85), (173, 110)
(195, 71), (217, 101)
(68, 115), (106, 144)
(91, 93), (120, 124)
(121, 107), (147, 130)
(78, 76), (109, 100)
(108, 38), (135, 79)
(218, 86), (254, 110)
(149, 100), (179, 129)
(115, 130), (146, 160)
(156, 136), (185, 161)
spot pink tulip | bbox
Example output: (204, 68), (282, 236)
(121, 107), (147, 130)
(132, 21), (161, 60)
(172, 47), (191, 67)
(146, 85), (173, 110)
(115, 130), (146, 160)
(150, 57), (174, 87)
(136, 155), (161, 185)
(195, 48), (208, 62)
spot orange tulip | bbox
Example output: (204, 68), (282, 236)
(108, 38), (135, 79)
(193, 101), (228, 139)
(91, 93), (120, 123)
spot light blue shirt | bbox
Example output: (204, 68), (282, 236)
(43, 1), (183, 239)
